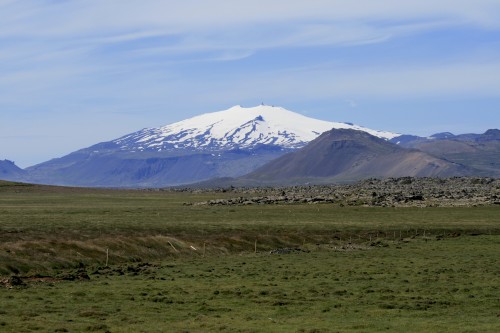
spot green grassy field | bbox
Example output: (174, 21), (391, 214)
(0, 181), (499, 332)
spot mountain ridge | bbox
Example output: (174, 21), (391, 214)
(0, 160), (26, 181)
(1, 105), (498, 187)
(240, 128), (477, 185)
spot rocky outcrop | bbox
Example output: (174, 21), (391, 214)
(187, 177), (500, 208)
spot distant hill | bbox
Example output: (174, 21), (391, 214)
(398, 129), (500, 177)
(241, 129), (476, 185)
(0, 160), (26, 181)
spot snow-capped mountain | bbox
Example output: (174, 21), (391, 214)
(112, 105), (400, 153)
(5, 106), (496, 187)
(23, 105), (404, 187)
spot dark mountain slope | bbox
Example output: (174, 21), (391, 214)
(25, 146), (288, 187)
(244, 129), (475, 183)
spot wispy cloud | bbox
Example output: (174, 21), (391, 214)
(2, 1), (500, 50)
(1, 1), (500, 166)
(171, 61), (500, 106)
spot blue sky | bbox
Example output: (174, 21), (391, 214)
(1, 0), (499, 167)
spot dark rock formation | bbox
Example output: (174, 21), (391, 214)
(188, 177), (500, 208)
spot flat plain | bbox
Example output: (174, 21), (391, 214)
(0, 180), (499, 332)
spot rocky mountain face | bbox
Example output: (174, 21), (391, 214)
(240, 129), (476, 185)
(19, 105), (399, 187)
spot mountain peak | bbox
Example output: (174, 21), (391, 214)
(111, 105), (400, 153)
(429, 132), (455, 140)
(0, 159), (26, 181)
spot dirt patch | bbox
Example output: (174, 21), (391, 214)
(0, 275), (26, 288)
(269, 247), (308, 255)
(1, 265), (92, 288)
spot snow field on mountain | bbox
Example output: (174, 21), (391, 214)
(113, 105), (400, 151)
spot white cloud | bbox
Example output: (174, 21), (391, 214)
(1, 1), (499, 61)
(187, 61), (500, 103)
(2, 0), (499, 166)
(1, 1), (500, 110)
(2, 1), (500, 42)
(1, 0), (497, 83)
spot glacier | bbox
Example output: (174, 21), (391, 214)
(112, 105), (400, 152)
